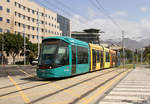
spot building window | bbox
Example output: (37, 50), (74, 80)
(28, 8), (30, 12)
(7, 0), (10, 2)
(49, 23), (51, 26)
(45, 21), (47, 25)
(6, 29), (10, 33)
(7, 8), (10, 13)
(23, 15), (25, 19)
(49, 16), (50, 18)
(0, 28), (2, 32)
(52, 17), (53, 20)
(32, 10), (34, 14)
(18, 13), (21, 18)
(49, 30), (50, 33)
(0, 17), (3, 21)
(41, 13), (44, 16)
(32, 18), (34, 22)
(32, 27), (34, 30)
(15, 21), (17, 25)
(28, 25), (30, 29)
(18, 23), (21, 27)
(28, 34), (30, 39)
(14, 2), (17, 6)
(36, 36), (38, 39)
(41, 29), (44, 32)
(6, 19), (10, 23)
(15, 12), (17, 16)
(22, 24), (25, 28)
(0, 6), (3, 10)
(18, 4), (21, 8)
(23, 6), (26, 10)
(32, 35), (34, 39)
(41, 21), (44, 24)
(28, 17), (30, 21)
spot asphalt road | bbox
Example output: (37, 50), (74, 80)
(0, 65), (37, 77)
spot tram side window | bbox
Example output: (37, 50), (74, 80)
(72, 45), (76, 64)
(92, 49), (96, 65)
(101, 51), (103, 63)
(106, 52), (110, 62)
(55, 41), (69, 66)
(96, 50), (100, 63)
(77, 47), (88, 64)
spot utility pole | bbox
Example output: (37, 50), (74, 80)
(136, 49), (138, 64)
(37, 8), (40, 57)
(141, 48), (143, 64)
(122, 30), (125, 69)
(23, 24), (26, 65)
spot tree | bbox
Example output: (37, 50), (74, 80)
(119, 48), (135, 64)
(143, 45), (150, 64)
(4, 33), (24, 64)
(26, 41), (38, 64)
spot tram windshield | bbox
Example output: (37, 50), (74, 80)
(39, 39), (69, 68)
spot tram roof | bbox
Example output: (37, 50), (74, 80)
(43, 36), (89, 46)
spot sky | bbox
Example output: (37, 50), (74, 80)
(32, 0), (150, 41)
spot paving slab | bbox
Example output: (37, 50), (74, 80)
(98, 66), (150, 104)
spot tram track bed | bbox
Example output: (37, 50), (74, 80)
(0, 65), (135, 104)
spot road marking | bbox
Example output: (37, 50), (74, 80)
(82, 69), (132, 104)
(7, 76), (31, 104)
(49, 101), (69, 104)
(18, 69), (35, 78)
(18, 69), (87, 102)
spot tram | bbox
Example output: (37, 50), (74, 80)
(37, 36), (120, 78)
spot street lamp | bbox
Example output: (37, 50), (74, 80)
(23, 24), (26, 65)
(122, 30), (125, 69)
(37, 8), (40, 57)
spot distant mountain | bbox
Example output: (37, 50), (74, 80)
(140, 38), (150, 47)
(102, 38), (144, 50)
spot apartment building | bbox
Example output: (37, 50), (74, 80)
(0, 0), (69, 43)
(57, 14), (70, 37)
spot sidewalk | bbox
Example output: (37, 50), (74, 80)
(98, 66), (150, 104)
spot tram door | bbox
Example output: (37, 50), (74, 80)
(72, 46), (76, 75)
(92, 49), (96, 71)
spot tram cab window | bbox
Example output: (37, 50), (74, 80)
(106, 52), (110, 62)
(55, 41), (69, 66)
(77, 47), (88, 64)
(39, 39), (69, 67)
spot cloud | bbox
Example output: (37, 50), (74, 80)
(70, 14), (150, 41)
(111, 11), (128, 17)
(140, 7), (148, 12)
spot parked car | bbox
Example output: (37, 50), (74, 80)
(31, 58), (38, 65)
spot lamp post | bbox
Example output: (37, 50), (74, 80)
(37, 8), (40, 57)
(23, 24), (26, 65)
(122, 30), (125, 69)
